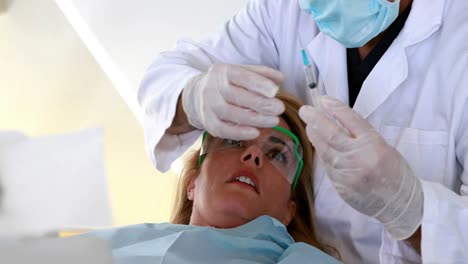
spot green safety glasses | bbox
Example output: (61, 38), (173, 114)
(198, 126), (304, 192)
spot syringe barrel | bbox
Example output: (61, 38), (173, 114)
(304, 64), (318, 89)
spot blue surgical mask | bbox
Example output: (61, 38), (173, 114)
(299, 0), (400, 48)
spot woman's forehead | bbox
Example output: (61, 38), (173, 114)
(206, 118), (295, 145)
(258, 117), (290, 138)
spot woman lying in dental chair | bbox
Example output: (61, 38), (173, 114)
(82, 91), (341, 263)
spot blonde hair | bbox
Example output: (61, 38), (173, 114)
(170, 90), (326, 251)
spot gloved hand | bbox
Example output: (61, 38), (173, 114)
(182, 64), (285, 140)
(299, 96), (424, 240)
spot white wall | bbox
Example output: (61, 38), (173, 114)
(0, 0), (248, 226)
(0, 0), (174, 226)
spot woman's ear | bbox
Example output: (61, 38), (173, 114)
(282, 201), (296, 226)
(186, 170), (199, 201)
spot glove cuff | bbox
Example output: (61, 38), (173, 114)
(375, 163), (424, 240)
(181, 74), (205, 130)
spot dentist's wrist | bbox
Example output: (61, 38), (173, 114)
(181, 73), (205, 130)
(376, 165), (424, 240)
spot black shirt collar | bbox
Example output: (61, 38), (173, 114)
(347, 3), (413, 107)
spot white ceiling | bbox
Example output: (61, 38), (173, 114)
(55, 0), (248, 122)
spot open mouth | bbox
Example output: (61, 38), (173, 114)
(228, 172), (259, 194)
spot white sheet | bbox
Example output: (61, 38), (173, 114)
(0, 128), (112, 236)
(0, 236), (112, 264)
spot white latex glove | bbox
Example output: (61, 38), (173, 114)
(182, 64), (285, 140)
(299, 96), (424, 240)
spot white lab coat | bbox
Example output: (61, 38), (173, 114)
(137, 0), (468, 263)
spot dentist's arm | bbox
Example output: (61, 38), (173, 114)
(138, 0), (284, 172)
(300, 96), (468, 262)
(165, 96), (192, 135)
(299, 96), (423, 242)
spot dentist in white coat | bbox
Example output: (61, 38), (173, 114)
(137, 0), (468, 262)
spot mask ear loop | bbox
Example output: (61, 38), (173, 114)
(271, 126), (304, 193)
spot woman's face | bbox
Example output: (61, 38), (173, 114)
(187, 118), (297, 228)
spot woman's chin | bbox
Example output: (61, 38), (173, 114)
(211, 200), (259, 227)
(212, 215), (254, 229)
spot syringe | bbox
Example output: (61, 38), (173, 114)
(301, 49), (320, 106)
(301, 49), (318, 89)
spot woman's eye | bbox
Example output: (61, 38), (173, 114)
(267, 149), (289, 165)
(223, 139), (243, 147)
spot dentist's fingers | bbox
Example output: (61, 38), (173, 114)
(299, 105), (351, 151)
(223, 84), (285, 116)
(227, 65), (281, 98)
(239, 65), (285, 86)
(217, 104), (280, 128)
(319, 96), (374, 137)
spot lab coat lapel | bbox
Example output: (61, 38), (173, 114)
(353, 0), (445, 119)
(352, 46), (408, 119)
(306, 32), (349, 105)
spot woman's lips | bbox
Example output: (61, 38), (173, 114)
(227, 170), (260, 194)
(229, 180), (258, 193)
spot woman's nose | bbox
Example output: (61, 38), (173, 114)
(240, 145), (264, 168)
